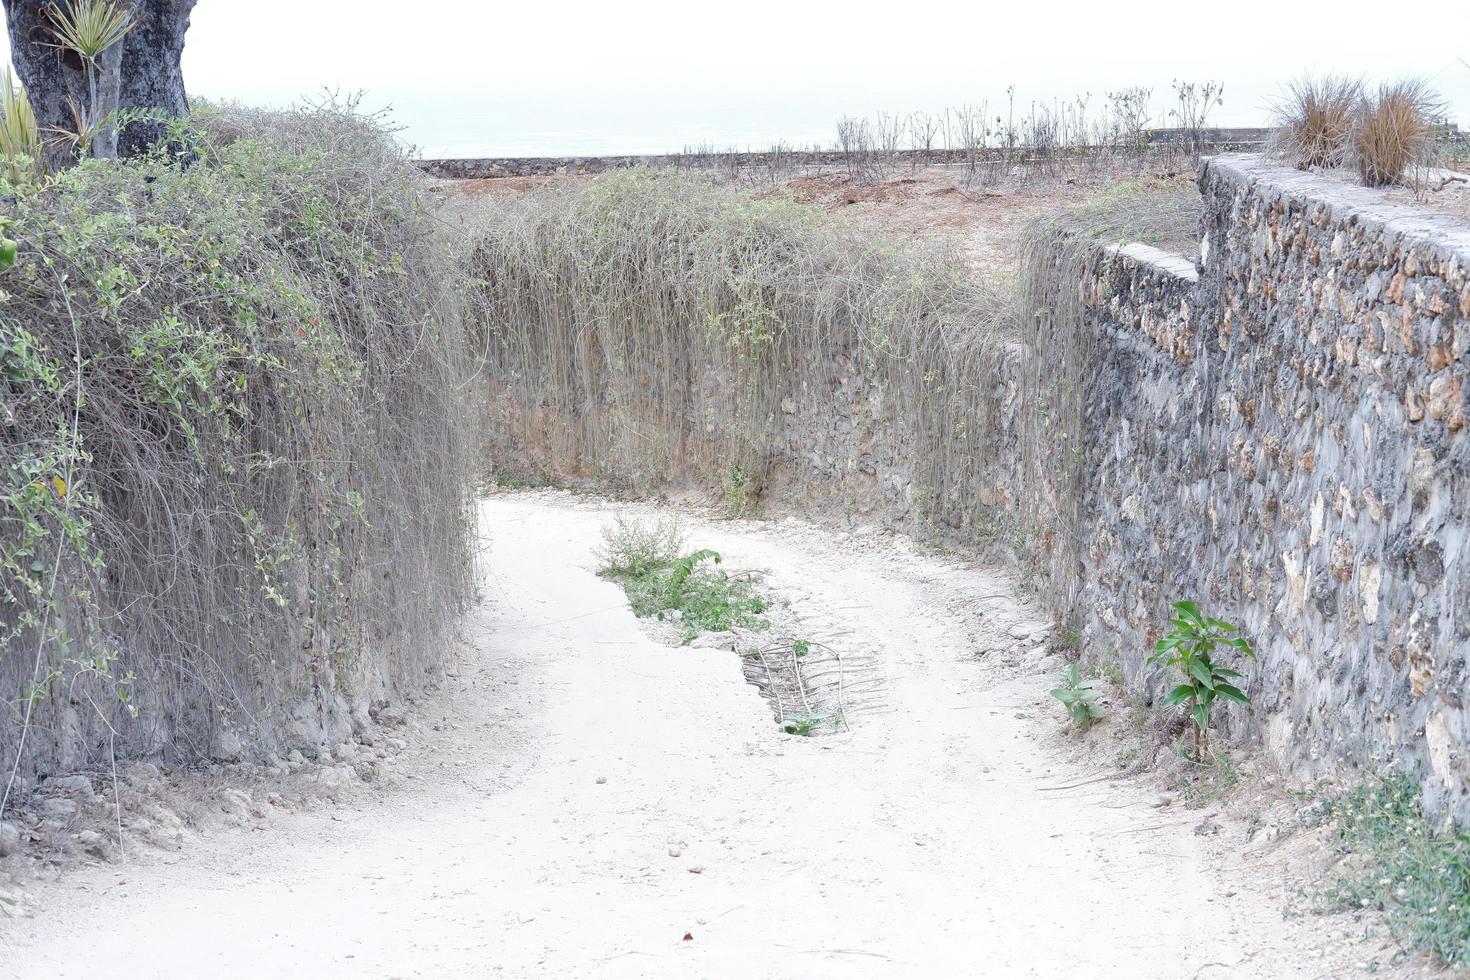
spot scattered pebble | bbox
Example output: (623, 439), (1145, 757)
(668, 846), (681, 858)
(595, 776), (607, 785)
(687, 865), (703, 874)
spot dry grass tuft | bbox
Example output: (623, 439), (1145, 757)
(1270, 76), (1361, 169)
(1353, 80), (1446, 187)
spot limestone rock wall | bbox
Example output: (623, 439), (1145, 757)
(1076, 156), (1469, 820)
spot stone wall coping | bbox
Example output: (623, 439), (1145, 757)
(1205, 154), (1470, 267)
(1105, 241), (1200, 283)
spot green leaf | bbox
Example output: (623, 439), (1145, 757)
(1214, 683), (1249, 705)
(1162, 683), (1196, 706)
(1186, 659), (1216, 690)
(0, 237), (16, 270)
(1191, 701), (1210, 731)
(1212, 667), (1243, 679)
(1172, 600), (1203, 625)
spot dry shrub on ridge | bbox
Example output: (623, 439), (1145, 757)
(1270, 76), (1361, 169)
(1353, 80), (1446, 187)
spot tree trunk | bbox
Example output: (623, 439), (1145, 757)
(1, 0), (195, 164)
(3, 0), (96, 167)
(116, 0), (196, 158)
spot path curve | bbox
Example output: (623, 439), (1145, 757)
(6, 492), (1338, 978)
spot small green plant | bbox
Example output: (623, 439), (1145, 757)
(1323, 769), (1470, 966)
(1092, 645), (1124, 686)
(1050, 662), (1104, 727)
(1148, 601), (1253, 762)
(781, 713), (831, 736)
(792, 639), (810, 657)
(43, 0), (136, 62)
(667, 548), (720, 607)
(596, 518), (770, 643)
(1174, 747), (1241, 807)
(721, 463), (762, 518)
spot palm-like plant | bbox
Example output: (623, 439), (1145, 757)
(0, 68), (41, 184)
(40, 0), (137, 159)
(44, 0), (136, 64)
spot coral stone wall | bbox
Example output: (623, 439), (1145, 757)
(1076, 156), (1470, 820)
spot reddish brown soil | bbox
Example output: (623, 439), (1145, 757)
(437, 164), (1200, 275)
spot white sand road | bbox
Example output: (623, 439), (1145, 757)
(4, 492), (1355, 978)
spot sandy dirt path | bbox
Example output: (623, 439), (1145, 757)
(5, 492), (1339, 978)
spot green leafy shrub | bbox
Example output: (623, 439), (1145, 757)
(666, 549), (721, 608)
(1, 99), (477, 794)
(1050, 662), (1104, 727)
(1147, 601), (1253, 761)
(594, 513), (686, 578)
(1324, 769), (1470, 967)
(596, 518), (769, 644)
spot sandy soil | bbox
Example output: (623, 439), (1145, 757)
(2, 491), (1420, 977)
(769, 167), (1109, 273)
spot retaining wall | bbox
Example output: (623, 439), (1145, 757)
(1076, 156), (1469, 818)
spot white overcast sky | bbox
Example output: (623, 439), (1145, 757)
(5, 1), (1467, 156)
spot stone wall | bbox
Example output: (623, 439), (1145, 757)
(420, 129), (1274, 180)
(480, 155), (1470, 820)
(1074, 156), (1470, 821)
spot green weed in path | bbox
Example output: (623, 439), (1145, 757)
(596, 516), (770, 644)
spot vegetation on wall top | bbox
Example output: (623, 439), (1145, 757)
(1, 97), (478, 801)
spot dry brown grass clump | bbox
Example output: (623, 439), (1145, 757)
(1353, 80), (1446, 187)
(1270, 76), (1361, 169)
